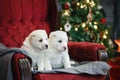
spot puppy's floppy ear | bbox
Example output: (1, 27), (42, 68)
(49, 32), (56, 38)
(53, 34), (56, 37)
(22, 34), (36, 48)
(30, 35), (36, 39)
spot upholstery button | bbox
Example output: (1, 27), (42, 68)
(31, 19), (33, 22)
(8, 20), (13, 23)
(20, 20), (23, 23)
(20, 20), (26, 24)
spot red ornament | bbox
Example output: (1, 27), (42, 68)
(100, 18), (106, 23)
(64, 2), (70, 9)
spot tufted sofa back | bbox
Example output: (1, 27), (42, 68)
(0, 0), (60, 47)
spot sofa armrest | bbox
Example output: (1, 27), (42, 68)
(68, 42), (108, 62)
(19, 58), (32, 80)
(12, 53), (32, 80)
(98, 50), (108, 62)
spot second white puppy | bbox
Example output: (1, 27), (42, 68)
(21, 30), (48, 71)
(44, 30), (71, 70)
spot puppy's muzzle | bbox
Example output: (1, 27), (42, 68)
(45, 44), (48, 49)
(63, 46), (66, 50)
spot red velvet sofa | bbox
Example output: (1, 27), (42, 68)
(0, 0), (108, 80)
(108, 57), (120, 80)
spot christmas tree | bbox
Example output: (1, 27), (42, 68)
(60, 0), (114, 58)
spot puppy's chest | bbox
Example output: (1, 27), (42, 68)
(50, 54), (64, 69)
(51, 54), (63, 63)
(31, 51), (44, 58)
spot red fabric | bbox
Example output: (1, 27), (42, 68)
(0, 0), (51, 48)
(108, 57), (120, 80)
(68, 42), (106, 62)
(32, 73), (106, 80)
(115, 57), (120, 65)
(12, 53), (26, 80)
(0, 0), (107, 80)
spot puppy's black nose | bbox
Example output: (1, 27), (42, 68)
(45, 45), (48, 49)
(63, 46), (66, 50)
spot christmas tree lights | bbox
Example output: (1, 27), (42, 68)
(60, 0), (114, 58)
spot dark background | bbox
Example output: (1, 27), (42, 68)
(100, 0), (120, 40)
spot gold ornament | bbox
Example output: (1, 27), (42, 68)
(77, 2), (80, 6)
(86, 0), (90, 3)
(63, 10), (70, 16)
(75, 27), (78, 31)
(94, 25), (98, 30)
(103, 34), (107, 39)
(60, 27), (63, 30)
(90, 1), (95, 7)
(82, 22), (86, 28)
(86, 9), (93, 23)
(105, 30), (108, 34)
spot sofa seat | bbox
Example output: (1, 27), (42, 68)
(11, 41), (108, 80)
(32, 73), (106, 80)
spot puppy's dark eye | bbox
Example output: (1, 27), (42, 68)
(58, 40), (62, 43)
(39, 39), (43, 42)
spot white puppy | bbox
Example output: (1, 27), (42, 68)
(44, 30), (71, 70)
(21, 30), (48, 71)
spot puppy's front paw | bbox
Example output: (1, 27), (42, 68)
(31, 67), (34, 71)
(38, 66), (44, 71)
(45, 68), (52, 71)
(44, 66), (52, 71)
(64, 64), (72, 69)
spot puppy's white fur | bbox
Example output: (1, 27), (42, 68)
(44, 31), (71, 70)
(21, 30), (48, 71)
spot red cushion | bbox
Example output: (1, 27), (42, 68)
(68, 42), (105, 62)
(32, 73), (106, 80)
(0, 0), (51, 48)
